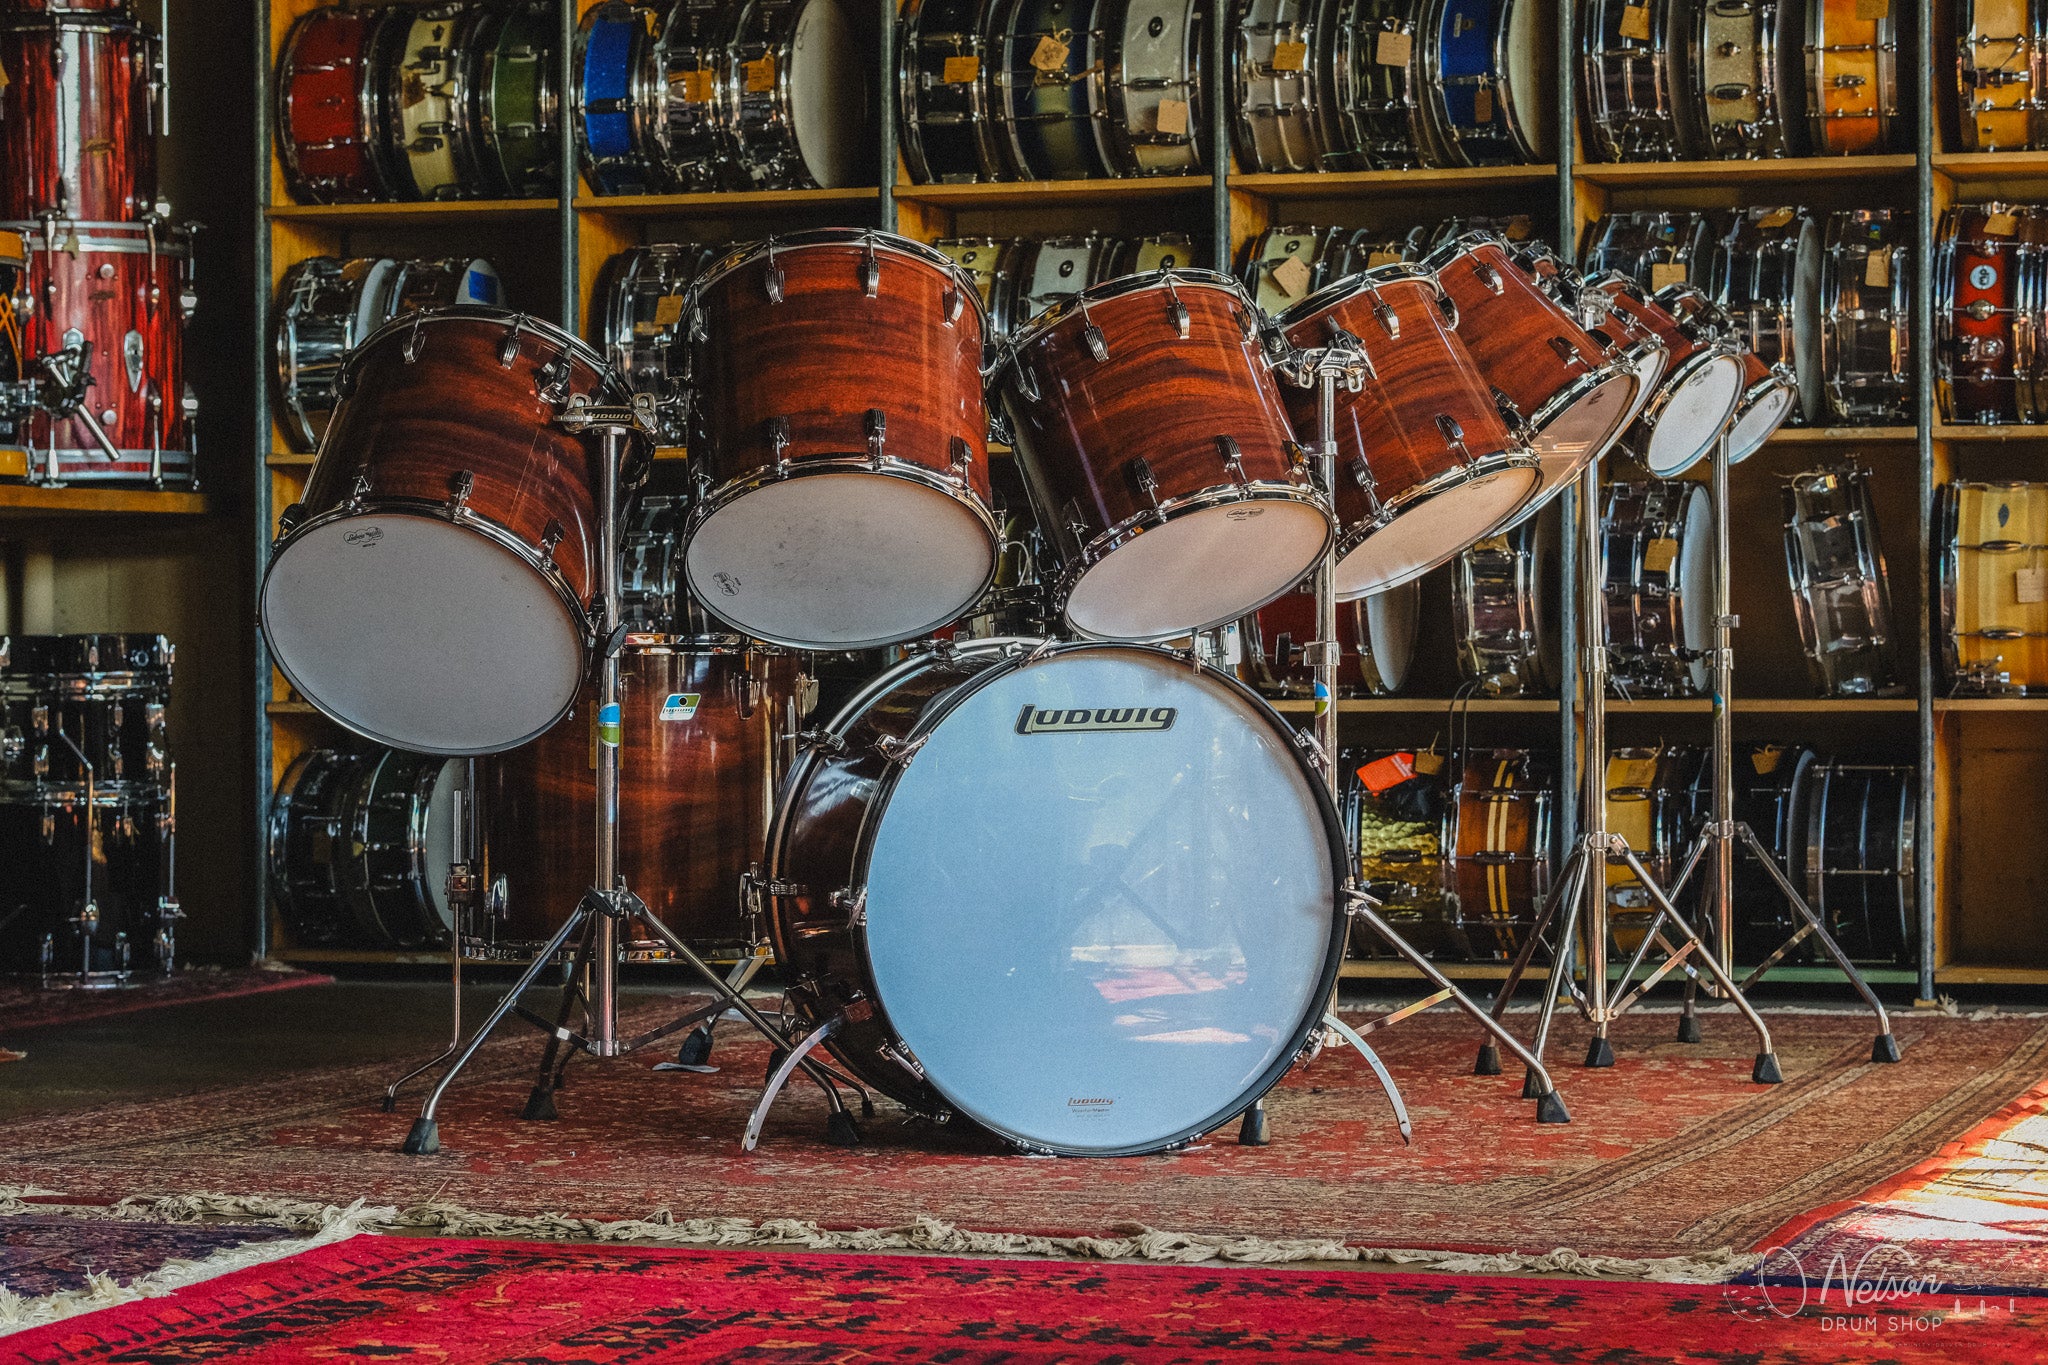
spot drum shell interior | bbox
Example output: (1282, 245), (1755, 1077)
(0, 12), (158, 221)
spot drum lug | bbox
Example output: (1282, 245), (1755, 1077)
(877, 1038), (924, 1080)
(498, 316), (527, 368)
(1548, 335), (1589, 371)
(1292, 725), (1330, 772)
(865, 409), (888, 467)
(345, 467), (372, 512)
(1081, 314), (1109, 362)
(1349, 456), (1385, 516)
(942, 285), (963, 325)
(1491, 387), (1529, 437)
(794, 728), (847, 756)
(1216, 435), (1247, 485)
(277, 501), (305, 536)
(1164, 279), (1190, 338)
(763, 247), (785, 304)
(536, 358), (572, 405)
(446, 470), (474, 519)
(827, 888), (867, 929)
(403, 314), (428, 364)
(949, 436), (973, 483)
(1435, 415), (1474, 467)
(1469, 260), (1504, 296)
(873, 734), (928, 768)
(539, 519), (565, 562)
(769, 416), (792, 469)
(1127, 456), (1161, 510)
(859, 242), (881, 298)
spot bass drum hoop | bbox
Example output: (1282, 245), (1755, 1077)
(766, 637), (1352, 1156)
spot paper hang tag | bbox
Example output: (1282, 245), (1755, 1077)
(1619, 3), (1652, 39)
(1505, 217), (1531, 240)
(1986, 210), (2019, 237)
(2017, 566), (2047, 604)
(1358, 752), (1416, 794)
(1865, 245), (1891, 288)
(0, 54), (10, 93)
(1271, 254), (1313, 298)
(1366, 249), (1403, 267)
(1412, 748), (1446, 777)
(1030, 34), (1070, 72)
(401, 71), (428, 108)
(1643, 536), (1678, 574)
(1758, 207), (1796, 229)
(1751, 746), (1784, 775)
(653, 293), (686, 327)
(1272, 40), (1309, 72)
(943, 54), (980, 84)
(1374, 29), (1412, 66)
(1611, 755), (1659, 791)
(678, 67), (716, 103)
(1473, 85), (1493, 124)
(632, 320), (666, 337)
(1855, 0), (1888, 17)
(744, 54), (776, 92)
(1649, 261), (1687, 290)
(1155, 98), (1189, 136)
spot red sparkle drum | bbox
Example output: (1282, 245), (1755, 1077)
(1277, 265), (1541, 596)
(0, 6), (160, 221)
(275, 5), (405, 204)
(1426, 232), (1643, 515)
(261, 306), (620, 756)
(996, 270), (1331, 642)
(3, 219), (195, 486)
(1588, 274), (1744, 477)
(681, 230), (997, 651)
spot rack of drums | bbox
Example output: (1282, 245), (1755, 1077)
(0, 0), (198, 488)
(0, 634), (180, 983)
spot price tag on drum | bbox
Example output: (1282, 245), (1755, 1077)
(1643, 535), (1678, 574)
(1865, 245), (1891, 288)
(1374, 30), (1411, 66)
(1030, 34), (1070, 72)
(1751, 746), (1784, 775)
(0, 233), (21, 265)
(654, 294), (687, 327)
(1474, 85), (1493, 124)
(1855, 0), (1887, 17)
(1986, 210), (2019, 237)
(678, 67), (716, 103)
(943, 55), (980, 84)
(2017, 567), (2047, 604)
(1619, 3), (1651, 39)
(1272, 40), (1308, 72)
(1271, 254), (1312, 298)
(744, 54), (777, 92)
(1504, 217), (1531, 240)
(1366, 249), (1403, 267)
(1412, 747), (1445, 777)
(1759, 207), (1795, 229)
(1650, 262), (1687, 290)
(1155, 98), (1190, 137)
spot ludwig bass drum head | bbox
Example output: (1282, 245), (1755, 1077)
(1064, 498), (1330, 642)
(1643, 354), (1744, 475)
(685, 471), (997, 648)
(261, 513), (586, 755)
(1334, 466), (1538, 597)
(791, 0), (863, 187)
(862, 647), (1340, 1154)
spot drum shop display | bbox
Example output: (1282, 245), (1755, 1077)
(1937, 479), (2048, 696)
(1782, 463), (1901, 698)
(1602, 479), (1713, 698)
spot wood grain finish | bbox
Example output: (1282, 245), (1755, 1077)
(1807, 0), (1895, 155)
(0, 11), (157, 221)
(1447, 750), (1552, 960)
(1430, 239), (1610, 433)
(486, 642), (796, 954)
(274, 8), (396, 204)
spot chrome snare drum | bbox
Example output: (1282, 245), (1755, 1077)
(1230, 0), (1322, 171)
(900, 0), (1009, 182)
(1101, 0), (1206, 175)
(1782, 463), (1900, 697)
(1454, 498), (1559, 695)
(1602, 479), (1712, 697)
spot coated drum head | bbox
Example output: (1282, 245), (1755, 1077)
(1792, 217), (1824, 423)
(859, 645), (1343, 1155)
(1527, 367), (1639, 479)
(1728, 377), (1796, 461)
(261, 513), (586, 755)
(1677, 486), (1713, 693)
(1335, 466), (1538, 597)
(685, 471), (998, 649)
(791, 0), (863, 187)
(1641, 352), (1744, 475)
(423, 758), (460, 933)
(1064, 497), (1332, 642)
(1362, 582), (1420, 692)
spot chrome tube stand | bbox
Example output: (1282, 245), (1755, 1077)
(1477, 441), (1782, 1084)
(1278, 342), (1570, 1131)
(402, 397), (869, 1156)
(382, 759), (475, 1111)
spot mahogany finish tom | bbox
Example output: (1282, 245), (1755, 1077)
(683, 230), (998, 651)
(0, 7), (160, 220)
(487, 637), (793, 960)
(1277, 266), (1540, 596)
(996, 270), (1332, 642)
(261, 306), (620, 757)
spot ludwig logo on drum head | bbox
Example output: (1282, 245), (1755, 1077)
(1015, 705), (1176, 735)
(343, 526), (384, 548)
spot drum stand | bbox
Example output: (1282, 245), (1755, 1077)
(1275, 343), (1571, 1136)
(401, 398), (870, 1156)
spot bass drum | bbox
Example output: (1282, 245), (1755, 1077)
(767, 639), (1349, 1155)
(1804, 761), (1917, 967)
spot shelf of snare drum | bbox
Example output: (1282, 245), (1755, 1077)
(1233, 164), (1554, 201)
(1768, 426), (1917, 443)
(268, 450), (316, 468)
(266, 701), (326, 717)
(1932, 152), (2048, 185)
(893, 176), (1211, 209)
(1936, 424), (2048, 443)
(1934, 697), (2048, 711)
(0, 484), (211, 518)
(1572, 155), (1915, 189)
(576, 186), (882, 217)
(268, 199), (559, 224)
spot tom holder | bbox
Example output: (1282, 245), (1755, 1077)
(400, 395), (871, 1157)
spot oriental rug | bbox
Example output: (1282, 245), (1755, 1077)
(0, 1215), (295, 1299)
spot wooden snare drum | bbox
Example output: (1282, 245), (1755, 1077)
(262, 307), (618, 756)
(1447, 748), (1554, 960)
(1938, 203), (2025, 425)
(683, 230), (997, 650)
(1804, 0), (1898, 155)
(1957, 0), (2039, 152)
(1937, 479), (2048, 694)
(0, 6), (160, 221)
(1277, 265), (1541, 595)
(995, 269), (1331, 640)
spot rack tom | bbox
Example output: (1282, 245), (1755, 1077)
(1589, 275), (1744, 476)
(0, 6), (160, 220)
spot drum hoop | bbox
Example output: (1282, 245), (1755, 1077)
(1273, 261), (1441, 328)
(348, 305), (616, 387)
(690, 230), (987, 324)
(1634, 342), (1743, 432)
(2, 781), (164, 807)
(1525, 356), (1639, 443)
(5, 671), (169, 695)
(791, 636), (1353, 1157)
(1001, 266), (1247, 355)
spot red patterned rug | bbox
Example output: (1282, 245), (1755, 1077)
(3, 1001), (2043, 1262)
(0, 968), (332, 1037)
(6, 1234), (2043, 1363)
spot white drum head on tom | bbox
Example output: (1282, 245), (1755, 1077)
(791, 0), (862, 187)
(1641, 352), (1744, 475)
(1064, 498), (1330, 642)
(1503, 0), (1551, 159)
(685, 471), (996, 648)
(860, 647), (1341, 1154)
(1362, 581), (1420, 691)
(1335, 466), (1539, 597)
(1531, 367), (1638, 470)
(352, 257), (401, 343)
(423, 759), (461, 932)
(1793, 218), (1823, 424)
(261, 513), (586, 755)
(1616, 343), (1669, 426)
(1727, 379), (1796, 461)
(1677, 486), (1712, 692)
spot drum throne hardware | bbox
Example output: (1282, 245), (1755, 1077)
(400, 393), (872, 1157)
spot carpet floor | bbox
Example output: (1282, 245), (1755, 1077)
(2, 997), (2041, 1263)
(0, 968), (331, 1037)
(6, 1233), (2042, 1363)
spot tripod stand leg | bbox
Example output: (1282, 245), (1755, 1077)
(678, 954), (768, 1067)
(1519, 851), (1592, 1095)
(1734, 822), (1900, 1062)
(1609, 841), (1781, 1083)
(402, 907), (591, 1155)
(1476, 846), (1587, 1076)
(743, 1015), (860, 1151)
(384, 935), (466, 1113)
(1353, 903), (1569, 1123)
(1322, 1011), (1412, 1143)
(523, 922), (599, 1121)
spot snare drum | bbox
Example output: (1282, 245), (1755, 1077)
(0, 7), (160, 220)
(935, 236), (1029, 334)
(683, 231), (997, 650)
(1782, 463), (1901, 697)
(1005, 233), (1122, 322)
(1580, 0), (1696, 161)
(1454, 497), (1559, 695)
(1447, 748), (1554, 960)
(1689, 0), (1795, 158)
(1707, 744), (1815, 963)
(995, 0), (1109, 178)
(1240, 224), (1344, 314)
(1957, 0), (2040, 151)
(386, 7), (469, 200)
(618, 494), (684, 632)
(654, 0), (746, 191)
(1230, 0), (1322, 171)
(263, 307), (617, 755)
(275, 6), (405, 203)
(1603, 479), (1712, 696)
(576, 0), (668, 194)
(1803, 761), (1916, 967)
(1416, 0), (1551, 167)
(590, 242), (718, 445)
(1937, 480), (2048, 694)
(1108, 231), (1203, 276)
(1813, 209), (1911, 424)
(1938, 204), (2026, 425)
(900, 0), (1009, 182)
(1319, 0), (1421, 169)
(1277, 265), (1541, 595)
(1240, 576), (1421, 695)
(0, 790), (172, 977)
(1604, 744), (1704, 953)
(731, 0), (874, 188)
(487, 636), (792, 961)
(1590, 275), (1744, 476)
(1712, 207), (1814, 446)
(1805, 0), (1898, 154)
(461, 0), (561, 197)
(1101, 0), (1205, 175)
(1581, 209), (1715, 289)
(6, 219), (196, 487)
(998, 270), (1330, 640)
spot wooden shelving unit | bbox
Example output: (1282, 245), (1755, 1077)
(0, 486), (211, 518)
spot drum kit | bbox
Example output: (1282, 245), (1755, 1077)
(0, 0), (198, 488)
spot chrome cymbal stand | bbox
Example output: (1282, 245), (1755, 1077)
(1275, 340), (1570, 1133)
(1477, 441), (1781, 1083)
(401, 396), (869, 1156)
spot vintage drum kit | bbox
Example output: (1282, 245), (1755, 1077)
(0, 633), (180, 984)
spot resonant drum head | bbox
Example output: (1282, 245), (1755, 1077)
(1793, 218), (1824, 424)
(1677, 486), (1713, 692)
(1064, 497), (1330, 641)
(1727, 379), (1796, 461)
(1335, 465), (1539, 596)
(791, 0), (861, 187)
(1363, 580), (1421, 691)
(423, 758), (461, 933)
(260, 512), (585, 755)
(685, 471), (997, 649)
(1642, 352), (1744, 476)
(1531, 366), (1638, 468)
(860, 646), (1343, 1155)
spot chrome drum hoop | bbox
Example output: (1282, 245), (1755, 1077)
(1331, 448), (1544, 594)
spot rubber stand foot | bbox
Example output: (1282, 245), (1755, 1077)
(860, 1096), (877, 1118)
(379, 1093), (397, 1114)
(1676, 1015), (1704, 1044)
(1753, 1052), (1784, 1085)
(520, 1086), (559, 1121)
(1474, 1042), (1502, 1076)
(676, 1027), (713, 1068)
(400, 1117), (439, 1156)
(1521, 1069), (1543, 1099)
(1585, 1036), (1616, 1069)
(1536, 1090), (1571, 1124)
(1238, 1105), (1271, 1146)
(1872, 1033), (1902, 1064)
(825, 1110), (863, 1148)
